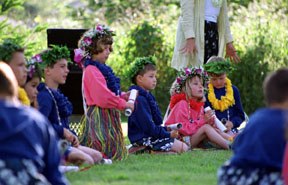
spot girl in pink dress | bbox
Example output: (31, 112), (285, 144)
(74, 24), (134, 160)
(165, 67), (231, 149)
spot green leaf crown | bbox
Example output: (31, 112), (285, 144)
(39, 45), (71, 68)
(204, 58), (233, 75)
(0, 39), (23, 62)
(127, 56), (157, 82)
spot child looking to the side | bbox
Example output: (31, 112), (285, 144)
(218, 68), (288, 184)
(0, 39), (29, 105)
(37, 45), (104, 165)
(127, 56), (188, 153)
(24, 55), (42, 108)
(165, 66), (231, 149)
(0, 61), (68, 185)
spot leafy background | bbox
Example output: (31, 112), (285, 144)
(1, 0), (287, 115)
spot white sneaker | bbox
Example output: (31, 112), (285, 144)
(101, 158), (113, 165)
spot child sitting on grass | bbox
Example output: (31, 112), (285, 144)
(165, 66), (231, 149)
(127, 56), (188, 153)
(37, 45), (104, 165)
(0, 61), (68, 184)
(204, 56), (245, 133)
(218, 68), (288, 184)
(0, 39), (30, 105)
(24, 55), (42, 108)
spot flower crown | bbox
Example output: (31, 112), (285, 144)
(0, 39), (23, 62)
(127, 56), (157, 83)
(40, 45), (71, 68)
(174, 67), (209, 93)
(26, 54), (42, 78)
(204, 58), (233, 75)
(74, 24), (115, 66)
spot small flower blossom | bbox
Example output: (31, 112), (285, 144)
(174, 66), (209, 93)
(96, 24), (103, 31)
(83, 37), (92, 46)
(74, 48), (85, 64)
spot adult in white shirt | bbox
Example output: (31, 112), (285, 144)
(171, 0), (240, 70)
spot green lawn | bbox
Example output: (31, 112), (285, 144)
(67, 121), (232, 185)
(66, 149), (231, 185)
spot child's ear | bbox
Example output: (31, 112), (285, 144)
(44, 67), (51, 76)
(136, 75), (142, 83)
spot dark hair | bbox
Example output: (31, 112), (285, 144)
(132, 63), (156, 84)
(27, 64), (42, 83)
(263, 68), (288, 105)
(0, 62), (17, 97)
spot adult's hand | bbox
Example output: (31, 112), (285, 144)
(180, 38), (197, 54)
(226, 42), (240, 63)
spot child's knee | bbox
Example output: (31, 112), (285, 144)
(91, 150), (103, 162)
(173, 140), (189, 153)
(69, 148), (94, 165)
(181, 143), (189, 152)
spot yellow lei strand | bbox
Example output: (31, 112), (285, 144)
(208, 78), (235, 112)
(18, 87), (30, 106)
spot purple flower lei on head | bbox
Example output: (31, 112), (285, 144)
(175, 66), (209, 93)
(74, 24), (115, 68)
(27, 54), (42, 78)
(84, 59), (121, 96)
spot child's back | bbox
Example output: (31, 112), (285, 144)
(218, 68), (288, 185)
(0, 61), (68, 185)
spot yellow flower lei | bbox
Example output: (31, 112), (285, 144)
(18, 87), (30, 106)
(208, 78), (235, 112)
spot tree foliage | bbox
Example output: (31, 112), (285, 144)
(229, 0), (288, 114)
(1, 0), (288, 115)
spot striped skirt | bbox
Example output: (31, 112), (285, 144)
(79, 106), (127, 160)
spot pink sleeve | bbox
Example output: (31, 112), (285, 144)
(165, 100), (205, 136)
(83, 66), (126, 110)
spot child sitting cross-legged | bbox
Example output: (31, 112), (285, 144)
(127, 56), (189, 153)
(165, 66), (231, 150)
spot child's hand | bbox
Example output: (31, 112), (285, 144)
(126, 102), (134, 112)
(170, 130), (179, 138)
(64, 128), (79, 147)
(225, 121), (234, 131)
(122, 91), (130, 101)
(204, 110), (214, 124)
